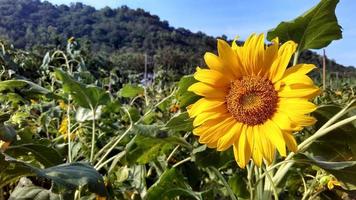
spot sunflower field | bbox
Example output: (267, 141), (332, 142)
(0, 0), (355, 199)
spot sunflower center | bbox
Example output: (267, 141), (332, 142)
(226, 76), (278, 125)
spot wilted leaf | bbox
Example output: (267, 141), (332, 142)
(9, 186), (61, 200)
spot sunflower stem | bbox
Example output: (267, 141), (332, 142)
(293, 50), (300, 65)
(90, 107), (96, 164)
(246, 162), (254, 200)
(272, 100), (356, 186)
(67, 96), (72, 163)
(94, 108), (133, 169)
(264, 166), (279, 200)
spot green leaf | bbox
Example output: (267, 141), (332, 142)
(118, 84), (144, 98)
(3, 155), (108, 196)
(228, 173), (249, 199)
(164, 112), (193, 132)
(297, 153), (356, 190)
(177, 75), (200, 108)
(126, 124), (191, 164)
(309, 104), (356, 161)
(193, 147), (234, 169)
(55, 69), (110, 109)
(5, 143), (63, 167)
(9, 186), (61, 200)
(0, 80), (58, 100)
(0, 123), (16, 142)
(267, 0), (342, 51)
(145, 168), (200, 200)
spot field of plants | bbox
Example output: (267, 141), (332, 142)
(0, 0), (355, 199)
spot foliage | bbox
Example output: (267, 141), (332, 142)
(0, 0), (355, 200)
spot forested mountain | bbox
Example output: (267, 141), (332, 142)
(0, 0), (354, 76)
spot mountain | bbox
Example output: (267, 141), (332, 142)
(0, 0), (354, 77)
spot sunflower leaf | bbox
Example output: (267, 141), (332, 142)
(145, 168), (201, 200)
(297, 153), (356, 190)
(177, 75), (200, 108)
(267, 0), (342, 51)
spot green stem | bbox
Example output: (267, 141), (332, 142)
(264, 167), (279, 200)
(210, 167), (237, 200)
(299, 115), (356, 152)
(172, 157), (191, 168)
(254, 166), (263, 199)
(90, 108), (96, 163)
(67, 97), (72, 163)
(94, 108), (132, 169)
(96, 150), (126, 171)
(246, 162), (254, 200)
(273, 102), (356, 186)
(293, 50), (300, 66)
(94, 89), (176, 160)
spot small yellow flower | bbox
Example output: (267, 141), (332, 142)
(0, 140), (10, 151)
(59, 100), (68, 110)
(188, 33), (320, 168)
(59, 117), (76, 141)
(59, 117), (68, 136)
(327, 178), (341, 190)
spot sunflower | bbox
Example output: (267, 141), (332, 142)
(187, 33), (320, 168)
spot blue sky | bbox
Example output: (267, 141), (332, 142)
(45, 0), (356, 67)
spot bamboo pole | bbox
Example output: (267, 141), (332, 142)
(322, 49), (326, 90)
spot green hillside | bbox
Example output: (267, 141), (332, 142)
(0, 0), (354, 77)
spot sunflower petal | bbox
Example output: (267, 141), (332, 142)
(278, 84), (320, 99)
(199, 117), (235, 145)
(238, 126), (251, 168)
(264, 120), (286, 157)
(284, 64), (316, 77)
(271, 111), (301, 131)
(204, 52), (224, 72)
(283, 132), (298, 153)
(217, 39), (241, 77)
(258, 126), (275, 165)
(217, 121), (243, 151)
(187, 98), (225, 118)
(279, 98), (317, 114)
(193, 105), (228, 126)
(269, 41), (297, 83)
(251, 126), (263, 167)
(261, 37), (279, 77)
(188, 82), (227, 99)
(194, 67), (231, 87)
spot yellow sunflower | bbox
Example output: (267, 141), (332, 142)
(187, 33), (320, 168)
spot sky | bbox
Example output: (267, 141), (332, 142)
(45, 0), (356, 67)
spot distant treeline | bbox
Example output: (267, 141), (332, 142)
(0, 0), (354, 76)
